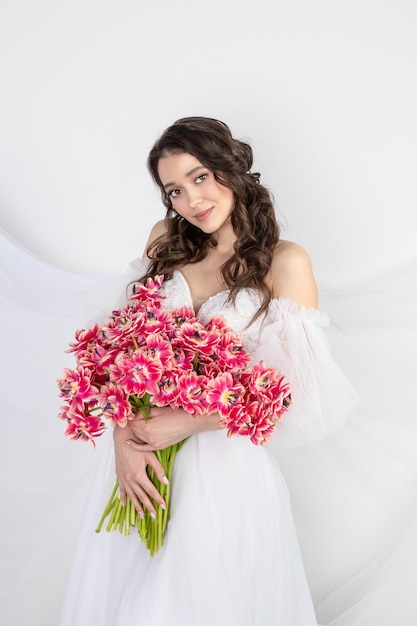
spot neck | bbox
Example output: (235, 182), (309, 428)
(210, 219), (236, 257)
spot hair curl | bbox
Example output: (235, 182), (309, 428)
(143, 116), (280, 321)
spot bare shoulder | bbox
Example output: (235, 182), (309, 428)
(270, 240), (318, 308)
(272, 240), (313, 267)
(142, 219), (168, 257)
(147, 219), (168, 243)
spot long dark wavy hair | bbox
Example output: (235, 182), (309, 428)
(142, 116), (280, 320)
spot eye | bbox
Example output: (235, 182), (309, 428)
(195, 173), (208, 184)
(168, 188), (182, 198)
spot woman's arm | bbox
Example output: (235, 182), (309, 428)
(113, 422), (167, 518)
(270, 240), (318, 308)
(125, 407), (222, 450)
(115, 216), (223, 514)
(114, 219), (170, 517)
(142, 219), (168, 258)
(113, 410), (222, 516)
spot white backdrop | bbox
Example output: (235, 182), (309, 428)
(1, 0), (416, 282)
(1, 1), (416, 625)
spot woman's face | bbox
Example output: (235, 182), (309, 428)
(157, 152), (235, 235)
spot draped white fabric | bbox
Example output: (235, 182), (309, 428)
(1, 228), (417, 625)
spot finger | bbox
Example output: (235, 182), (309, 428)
(130, 411), (146, 422)
(118, 481), (127, 507)
(126, 440), (156, 453)
(129, 480), (164, 519)
(146, 453), (169, 487)
(125, 420), (149, 443)
(123, 485), (145, 518)
(121, 463), (167, 515)
(137, 472), (167, 512)
(148, 406), (167, 418)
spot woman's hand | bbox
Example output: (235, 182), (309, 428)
(113, 408), (222, 517)
(113, 422), (168, 519)
(125, 406), (222, 452)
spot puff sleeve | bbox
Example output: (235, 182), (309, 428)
(252, 299), (359, 447)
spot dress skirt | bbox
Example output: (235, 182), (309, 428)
(59, 429), (318, 626)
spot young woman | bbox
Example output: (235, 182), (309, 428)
(59, 117), (358, 626)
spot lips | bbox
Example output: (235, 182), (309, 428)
(194, 208), (213, 221)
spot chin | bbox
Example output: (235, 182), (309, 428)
(197, 226), (223, 237)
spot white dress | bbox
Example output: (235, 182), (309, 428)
(59, 270), (359, 626)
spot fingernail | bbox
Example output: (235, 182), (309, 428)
(138, 511), (144, 519)
(125, 440), (131, 446)
(162, 476), (169, 485)
(160, 503), (166, 511)
(150, 512), (156, 520)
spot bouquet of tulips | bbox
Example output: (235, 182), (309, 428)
(58, 275), (292, 555)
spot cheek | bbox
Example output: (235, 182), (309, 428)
(213, 180), (234, 205)
(171, 197), (187, 216)
(223, 188), (235, 210)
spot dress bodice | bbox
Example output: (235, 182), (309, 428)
(160, 268), (358, 447)
(160, 270), (266, 354)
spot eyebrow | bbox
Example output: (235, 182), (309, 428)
(163, 165), (206, 189)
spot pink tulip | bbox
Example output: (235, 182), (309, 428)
(98, 383), (133, 427)
(64, 412), (106, 445)
(206, 372), (245, 417)
(176, 372), (210, 415)
(115, 351), (163, 396)
(57, 367), (98, 405)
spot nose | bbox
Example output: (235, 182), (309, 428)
(187, 187), (203, 208)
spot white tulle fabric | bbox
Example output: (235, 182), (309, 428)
(1, 230), (417, 626)
(162, 269), (359, 447)
(58, 267), (359, 626)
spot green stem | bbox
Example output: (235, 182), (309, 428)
(157, 503), (163, 552)
(130, 498), (137, 526)
(95, 480), (119, 532)
(96, 439), (188, 555)
(106, 496), (120, 531)
(124, 498), (129, 535)
(112, 498), (123, 531)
